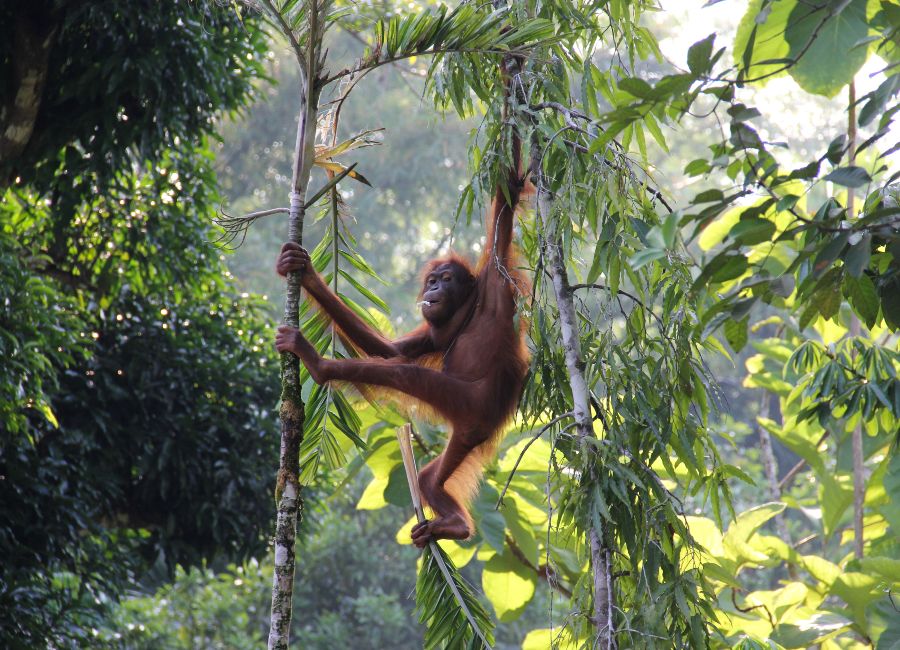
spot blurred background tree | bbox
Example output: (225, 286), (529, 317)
(0, 2), (279, 646)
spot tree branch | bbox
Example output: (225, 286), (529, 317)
(504, 534), (573, 599)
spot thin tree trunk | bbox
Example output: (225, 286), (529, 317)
(757, 391), (781, 505)
(847, 79), (865, 560)
(267, 3), (325, 647)
(755, 389), (798, 578)
(0, 10), (56, 170)
(532, 149), (616, 649)
(757, 390), (790, 537)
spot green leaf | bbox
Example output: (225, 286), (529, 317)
(727, 104), (762, 122)
(685, 516), (724, 556)
(821, 473), (853, 538)
(844, 274), (879, 327)
(818, 279), (843, 320)
(856, 556), (900, 583)
(688, 34), (716, 75)
(724, 317), (749, 352)
(684, 159), (710, 176)
(643, 112), (669, 151)
(500, 501), (539, 567)
(785, 0), (869, 98)
(813, 232), (850, 275)
(416, 543), (495, 650)
(734, 0), (794, 82)
(477, 510), (506, 554)
(858, 73), (900, 126)
(730, 216), (776, 245)
(522, 628), (576, 649)
(880, 275), (900, 329)
(339, 269), (391, 312)
(771, 274), (795, 298)
(357, 476), (389, 510)
(384, 465), (412, 507)
(842, 233), (871, 277)
(661, 211), (680, 247)
(618, 77), (654, 99)
(823, 165), (872, 188)
(482, 550), (536, 622)
(694, 188), (725, 204)
(771, 613), (852, 647)
(723, 503), (786, 564)
(711, 254), (749, 282)
(35, 401), (59, 428)
(698, 206), (741, 250)
(825, 134), (848, 164)
(631, 248), (666, 270)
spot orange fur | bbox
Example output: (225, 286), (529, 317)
(281, 58), (531, 546)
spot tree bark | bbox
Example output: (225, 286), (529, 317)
(266, 3), (325, 648)
(532, 147), (616, 649)
(0, 8), (56, 173)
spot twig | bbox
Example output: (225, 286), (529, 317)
(570, 282), (679, 359)
(730, 588), (774, 628)
(409, 423), (436, 456)
(321, 46), (530, 86)
(529, 102), (673, 213)
(213, 207), (289, 249)
(570, 283), (664, 331)
(778, 430), (829, 491)
(495, 413), (574, 508)
(504, 534), (573, 598)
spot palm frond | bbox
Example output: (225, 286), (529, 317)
(396, 427), (495, 650)
(330, 5), (554, 83)
(416, 543), (495, 650)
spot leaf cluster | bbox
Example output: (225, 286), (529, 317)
(416, 543), (495, 650)
(0, 4), (279, 644)
(0, 1), (267, 194)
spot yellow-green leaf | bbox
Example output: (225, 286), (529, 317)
(481, 551), (536, 622)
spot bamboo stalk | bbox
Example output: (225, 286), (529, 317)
(395, 425), (493, 650)
(397, 424), (426, 521)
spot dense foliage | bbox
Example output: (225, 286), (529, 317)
(94, 488), (422, 650)
(0, 0), (266, 192)
(0, 2), (279, 647)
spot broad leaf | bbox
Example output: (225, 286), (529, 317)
(784, 0), (869, 97)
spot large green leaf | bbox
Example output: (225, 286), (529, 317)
(723, 502), (786, 565)
(500, 500), (539, 567)
(831, 572), (882, 627)
(734, 0), (796, 82)
(771, 612), (852, 647)
(481, 550), (536, 622)
(785, 0), (870, 97)
(820, 472), (853, 538)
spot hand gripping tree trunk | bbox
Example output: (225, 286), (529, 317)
(263, 1), (326, 648)
(531, 147), (616, 649)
